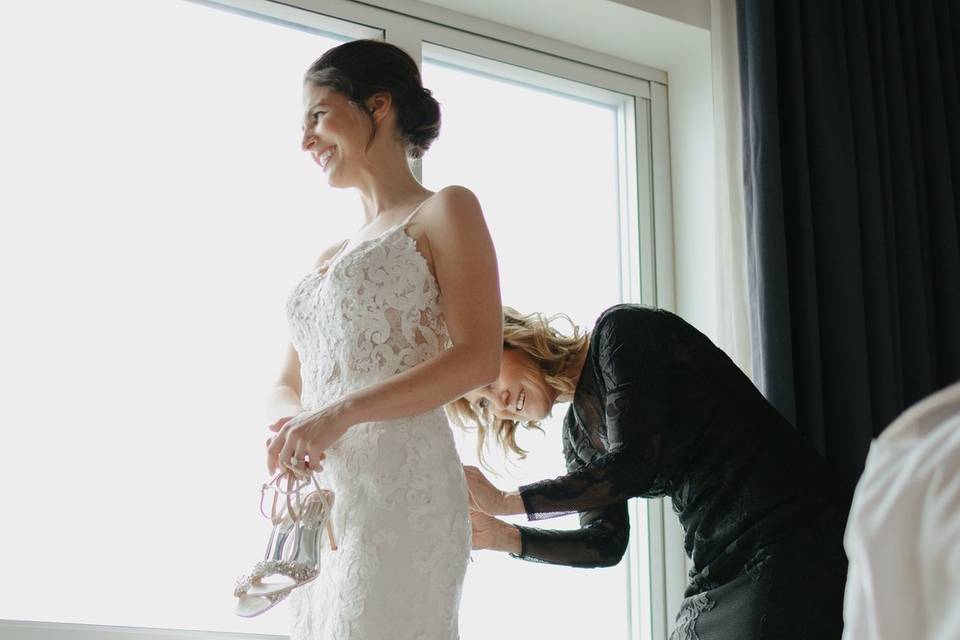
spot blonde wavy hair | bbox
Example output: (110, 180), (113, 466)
(445, 305), (590, 471)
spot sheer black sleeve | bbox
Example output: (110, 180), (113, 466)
(518, 308), (666, 518)
(511, 420), (630, 568)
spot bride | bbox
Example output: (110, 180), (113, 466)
(262, 40), (502, 639)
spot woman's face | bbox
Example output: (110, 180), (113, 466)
(464, 348), (558, 423)
(300, 83), (375, 188)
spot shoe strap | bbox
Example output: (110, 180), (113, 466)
(259, 469), (311, 522)
(258, 466), (334, 523)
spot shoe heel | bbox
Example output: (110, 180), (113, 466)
(325, 518), (337, 551)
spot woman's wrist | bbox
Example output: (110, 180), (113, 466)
(312, 398), (355, 436)
(502, 490), (526, 516)
(494, 522), (522, 555)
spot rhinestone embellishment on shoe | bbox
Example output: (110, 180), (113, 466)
(233, 559), (319, 598)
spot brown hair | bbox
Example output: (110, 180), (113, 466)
(303, 39), (441, 159)
(445, 306), (590, 470)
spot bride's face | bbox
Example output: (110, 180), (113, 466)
(299, 83), (374, 188)
(465, 348), (558, 423)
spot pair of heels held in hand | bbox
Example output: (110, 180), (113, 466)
(234, 466), (337, 617)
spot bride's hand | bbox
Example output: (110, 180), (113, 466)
(266, 407), (346, 475)
(268, 415), (296, 433)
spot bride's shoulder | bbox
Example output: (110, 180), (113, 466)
(415, 185), (496, 287)
(433, 184), (479, 199)
(425, 185), (483, 217)
(417, 185), (485, 238)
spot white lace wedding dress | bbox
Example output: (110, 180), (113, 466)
(283, 196), (471, 639)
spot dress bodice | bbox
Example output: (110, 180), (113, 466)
(285, 200), (449, 411)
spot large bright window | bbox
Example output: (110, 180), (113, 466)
(1, 1), (666, 639)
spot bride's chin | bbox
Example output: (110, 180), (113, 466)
(326, 167), (351, 187)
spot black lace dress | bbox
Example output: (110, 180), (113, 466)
(513, 304), (847, 640)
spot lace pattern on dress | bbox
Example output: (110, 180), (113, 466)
(283, 199), (470, 640)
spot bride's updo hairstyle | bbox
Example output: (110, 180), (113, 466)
(303, 39), (442, 159)
(446, 306), (590, 471)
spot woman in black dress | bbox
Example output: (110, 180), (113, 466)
(450, 303), (847, 640)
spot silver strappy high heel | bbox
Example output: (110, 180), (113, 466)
(240, 471), (307, 598)
(234, 468), (337, 617)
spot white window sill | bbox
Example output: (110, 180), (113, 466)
(0, 620), (280, 640)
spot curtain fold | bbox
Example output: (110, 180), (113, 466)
(711, 0), (753, 379)
(736, 0), (960, 497)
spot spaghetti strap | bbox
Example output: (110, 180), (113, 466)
(400, 191), (437, 228)
(324, 237), (351, 266)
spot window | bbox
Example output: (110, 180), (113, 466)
(0, 1), (670, 638)
(421, 46), (633, 639)
(0, 0), (378, 635)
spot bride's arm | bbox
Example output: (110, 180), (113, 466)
(267, 343), (304, 424)
(267, 185), (502, 473)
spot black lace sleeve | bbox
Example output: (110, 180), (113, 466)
(511, 418), (630, 568)
(512, 504), (630, 568)
(517, 307), (666, 518)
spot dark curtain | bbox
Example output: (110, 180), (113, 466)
(737, 0), (960, 499)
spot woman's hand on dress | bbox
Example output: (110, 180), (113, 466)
(469, 509), (502, 550)
(463, 465), (524, 516)
(468, 509), (521, 554)
(266, 407), (345, 475)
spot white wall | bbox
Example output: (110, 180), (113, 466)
(607, 0), (710, 29)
